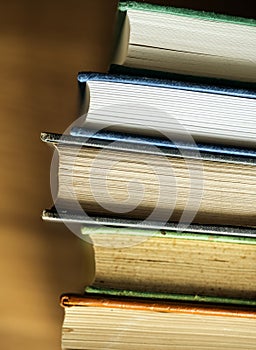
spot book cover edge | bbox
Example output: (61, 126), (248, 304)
(77, 68), (256, 99)
(60, 292), (256, 318)
(85, 286), (256, 307)
(118, 1), (256, 26)
(81, 225), (256, 245)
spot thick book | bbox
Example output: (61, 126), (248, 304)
(61, 293), (256, 350)
(83, 226), (256, 300)
(77, 67), (256, 148)
(41, 132), (256, 229)
(112, 1), (256, 82)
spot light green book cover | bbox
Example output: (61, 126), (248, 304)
(81, 225), (256, 245)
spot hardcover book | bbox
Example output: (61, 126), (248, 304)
(83, 225), (256, 300)
(77, 67), (256, 148)
(41, 132), (256, 229)
(61, 293), (256, 350)
(112, 2), (256, 82)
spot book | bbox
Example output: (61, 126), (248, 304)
(112, 2), (256, 82)
(82, 225), (256, 300)
(61, 293), (256, 350)
(77, 67), (256, 148)
(41, 132), (256, 228)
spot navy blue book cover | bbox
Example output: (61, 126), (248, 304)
(77, 65), (256, 99)
(70, 127), (256, 165)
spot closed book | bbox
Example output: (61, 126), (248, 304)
(112, 2), (256, 82)
(41, 132), (256, 228)
(82, 225), (256, 300)
(61, 293), (256, 350)
(77, 68), (256, 148)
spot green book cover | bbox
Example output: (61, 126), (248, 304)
(85, 286), (256, 307)
(119, 1), (256, 26)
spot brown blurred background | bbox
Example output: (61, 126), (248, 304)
(0, 1), (117, 349)
(0, 1), (255, 349)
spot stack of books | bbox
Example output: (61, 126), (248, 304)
(42, 2), (256, 349)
